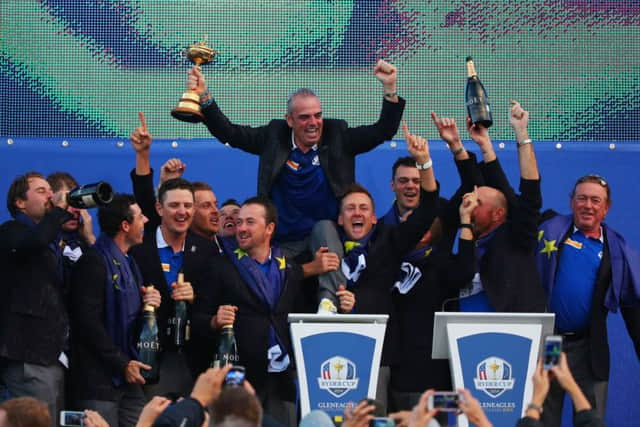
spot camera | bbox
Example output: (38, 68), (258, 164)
(543, 335), (562, 370)
(59, 411), (86, 427)
(369, 417), (395, 427)
(224, 365), (246, 386)
(427, 391), (462, 412)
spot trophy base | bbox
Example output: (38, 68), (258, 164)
(171, 91), (204, 123)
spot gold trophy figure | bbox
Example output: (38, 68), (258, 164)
(171, 37), (216, 123)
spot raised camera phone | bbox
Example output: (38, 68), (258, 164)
(544, 335), (563, 370)
(60, 411), (86, 427)
(427, 391), (462, 412)
(369, 417), (395, 427)
(224, 365), (246, 386)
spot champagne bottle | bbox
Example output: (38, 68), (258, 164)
(172, 272), (189, 346)
(67, 181), (114, 209)
(212, 325), (239, 368)
(465, 56), (493, 128)
(137, 286), (160, 384)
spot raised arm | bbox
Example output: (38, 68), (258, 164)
(510, 100), (539, 180)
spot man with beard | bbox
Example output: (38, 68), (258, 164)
(129, 113), (220, 396)
(0, 172), (74, 426)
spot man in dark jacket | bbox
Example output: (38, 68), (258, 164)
(129, 114), (221, 396)
(70, 194), (161, 427)
(186, 60), (404, 311)
(0, 172), (73, 427)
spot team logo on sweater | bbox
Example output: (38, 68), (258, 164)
(318, 356), (359, 398)
(474, 357), (515, 398)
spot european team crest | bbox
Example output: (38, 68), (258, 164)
(317, 356), (359, 398)
(473, 357), (515, 398)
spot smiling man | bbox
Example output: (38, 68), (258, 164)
(129, 113), (221, 397)
(187, 60), (404, 312)
(536, 174), (640, 425)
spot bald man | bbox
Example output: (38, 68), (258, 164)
(444, 101), (547, 313)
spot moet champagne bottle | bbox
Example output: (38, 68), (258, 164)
(171, 272), (190, 346)
(465, 56), (493, 128)
(212, 325), (239, 368)
(137, 286), (160, 384)
(67, 181), (114, 209)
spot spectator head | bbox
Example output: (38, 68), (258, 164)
(191, 181), (219, 239)
(338, 183), (377, 241)
(570, 174), (611, 236)
(156, 178), (195, 237)
(236, 196), (277, 255)
(210, 386), (262, 427)
(218, 199), (241, 238)
(391, 156), (421, 219)
(6, 172), (52, 222)
(286, 88), (323, 150)
(0, 397), (51, 427)
(471, 186), (507, 238)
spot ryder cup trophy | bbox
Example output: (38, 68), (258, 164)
(171, 37), (216, 123)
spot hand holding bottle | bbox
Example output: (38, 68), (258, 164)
(125, 360), (152, 384)
(213, 305), (238, 329)
(171, 279), (194, 303)
(141, 286), (161, 308)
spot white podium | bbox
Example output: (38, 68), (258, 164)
(432, 312), (555, 427)
(289, 314), (388, 424)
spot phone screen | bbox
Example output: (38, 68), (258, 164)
(369, 417), (395, 427)
(60, 411), (86, 427)
(224, 366), (246, 386)
(431, 393), (460, 411)
(544, 336), (562, 369)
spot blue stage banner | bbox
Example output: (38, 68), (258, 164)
(457, 333), (532, 427)
(289, 315), (387, 423)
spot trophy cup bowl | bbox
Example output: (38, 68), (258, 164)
(171, 40), (217, 123)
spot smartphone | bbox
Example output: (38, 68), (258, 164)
(369, 417), (395, 427)
(543, 335), (563, 370)
(427, 391), (462, 412)
(59, 411), (86, 427)
(224, 365), (246, 386)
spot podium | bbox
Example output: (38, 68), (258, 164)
(432, 312), (555, 427)
(289, 314), (388, 424)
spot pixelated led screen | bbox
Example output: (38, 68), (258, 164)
(2, 0), (639, 141)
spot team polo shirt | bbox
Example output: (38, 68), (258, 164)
(156, 226), (185, 292)
(270, 134), (338, 242)
(551, 227), (603, 333)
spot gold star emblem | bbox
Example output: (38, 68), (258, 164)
(234, 248), (248, 260)
(540, 239), (559, 258)
(423, 248), (432, 258)
(275, 256), (286, 270)
(538, 229), (544, 242)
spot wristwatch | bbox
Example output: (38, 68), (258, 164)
(526, 403), (543, 414)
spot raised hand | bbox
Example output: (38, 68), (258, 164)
(160, 158), (186, 185)
(402, 123), (430, 165)
(431, 111), (462, 148)
(130, 111), (152, 152)
(373, 60), (398, 93)
(187, 66), (208, 96)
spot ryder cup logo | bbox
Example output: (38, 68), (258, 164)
(473, 357), (515, 398)
(317, 356), (359, 398)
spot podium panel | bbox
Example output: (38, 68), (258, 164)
(433, 312), (554, 427)
(289, 314), (388, 423)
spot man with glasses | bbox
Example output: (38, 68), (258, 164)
(536, 174), (640, 426)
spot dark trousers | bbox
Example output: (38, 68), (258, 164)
(75, 383), (146, 427)
(0, 358), (65, 427)
(541, 336), (608, 427)
(143, 350), (194, 400)
(259, 371), (296, 427)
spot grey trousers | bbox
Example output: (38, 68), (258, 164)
(76, 384), (146, 427)
(1, 359), (65, 427)
(279, 220), (346, 307)
(541, 336), (608, 427)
